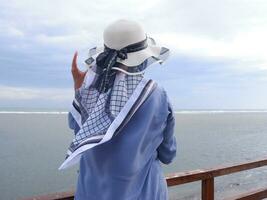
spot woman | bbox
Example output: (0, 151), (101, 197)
(61, 19), (177, 200)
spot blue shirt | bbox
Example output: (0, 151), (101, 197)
(68, 84), (177, 200)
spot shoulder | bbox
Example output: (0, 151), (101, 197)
(151, 81), (168, 100)
(153, 81), (174, 112)
(148, 81), (170, 111)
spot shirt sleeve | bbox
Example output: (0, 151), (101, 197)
(157, 92), (177, 165)
(68, 111), (81, 135)
(67, 88), (83, 135)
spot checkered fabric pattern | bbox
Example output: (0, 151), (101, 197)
(69, 71), (144, 152)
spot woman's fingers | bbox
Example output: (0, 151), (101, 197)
(71, 51), (89, 89)
(81, 69), (88, 77)
(71, 51), (78, 73)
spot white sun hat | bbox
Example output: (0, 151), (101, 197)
(85, 19), (170, 75)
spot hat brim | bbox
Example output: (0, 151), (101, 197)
(85, 37), (170, 74)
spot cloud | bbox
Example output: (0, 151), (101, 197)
(0, 85), (73, 101)
(154, 28), (267, 71)
(0, 25), (24, 38)
(1, 0), (267, 109)
(1, 0), (267, 71)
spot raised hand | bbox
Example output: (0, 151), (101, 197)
(71, 51), (88, 90)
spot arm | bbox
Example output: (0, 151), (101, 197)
(68, 89), (83, 135)
(157, 94), (177, 165)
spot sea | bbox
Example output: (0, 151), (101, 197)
(0, 109), (266, 200)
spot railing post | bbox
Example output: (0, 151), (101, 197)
(202, 178), (214, 200)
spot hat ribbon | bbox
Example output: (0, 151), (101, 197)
(95, 37), (148, 93)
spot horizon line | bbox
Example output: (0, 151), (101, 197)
(1, 109), (267, 114)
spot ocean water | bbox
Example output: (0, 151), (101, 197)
(0, 111), (266, 200)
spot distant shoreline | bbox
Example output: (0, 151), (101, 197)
(1, 110), (267, 114)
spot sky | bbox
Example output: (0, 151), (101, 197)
(1, 0), (267, 110)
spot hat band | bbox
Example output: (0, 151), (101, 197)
(104, 36), (148, 54)
(95, 37), (148, 93)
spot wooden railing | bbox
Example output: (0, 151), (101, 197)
(166, 157), (267, 200)
(21, 157), (267, 200)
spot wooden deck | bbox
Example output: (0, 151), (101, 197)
(21, 157), (267, 200)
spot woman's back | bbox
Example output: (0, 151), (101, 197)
(74, 83), (177, 200)
(62, 19), (176, 200)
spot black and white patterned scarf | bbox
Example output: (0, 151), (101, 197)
(59, 37), (169, 170)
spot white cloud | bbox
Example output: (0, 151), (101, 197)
(154, 27), (267, 70)
(1, 26), (24, 38)
(1, 0), (267, 109)
(2, 0), (267, 72)
(0, 85), (73, 101)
